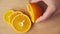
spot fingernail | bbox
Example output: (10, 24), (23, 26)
(35, 17), (42, 23)
(35, 19), (39, 23)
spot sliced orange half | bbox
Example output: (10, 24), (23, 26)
(9, 11), (23, 24)
(3, 10), (14, 24)
(11, 14), (31, 33)
(27, 3), (42, 23)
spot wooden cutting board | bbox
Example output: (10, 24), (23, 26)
(0, 0), (60, 34)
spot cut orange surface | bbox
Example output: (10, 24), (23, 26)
(11, 14), (31, 33)
(27, 3), (42, 23)
(3, 10), (14, 24)
(3, 9), (32, 33)
(9, 11), (23, 24)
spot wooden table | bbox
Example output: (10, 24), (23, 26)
(0, 0), (60, 34)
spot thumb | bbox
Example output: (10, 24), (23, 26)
(30, 0), (42, 3)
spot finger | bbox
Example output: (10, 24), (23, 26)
(30, 0), (42, 3)
(35, 5), (56, 23)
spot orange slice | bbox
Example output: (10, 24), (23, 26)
(27, 3), (42, 23)
(3, 10), (14, 24)
(11, 14), (31, 33)
(9, 11), (23, 24)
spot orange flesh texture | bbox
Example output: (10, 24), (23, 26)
(12, 14), (31, 33)
(9, 11), (22, 23)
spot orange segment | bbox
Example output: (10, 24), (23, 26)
(9, 11), (23, 24)
(3, 10), (14, 24)
(27, 3), (42, 23)
(27, 3), (34, 23)
(11, 14), (31, 33)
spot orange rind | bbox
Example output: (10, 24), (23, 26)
(3, 10), (14, 24)
(27, 3), (42, 23)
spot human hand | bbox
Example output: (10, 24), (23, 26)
(30, 0), (60, 23)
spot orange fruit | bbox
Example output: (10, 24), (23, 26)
(11, 14), (31, 33)
(3, 9), (31, 33)
(27, 3), (42, 23)
(9, 11), (23, 24)
(3, 10), (14, 24)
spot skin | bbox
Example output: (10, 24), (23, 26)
(0, 0), (60, 34)
(30, 0), (60, 23)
